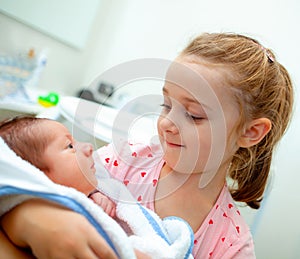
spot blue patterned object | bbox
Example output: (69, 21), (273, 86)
(0, 50), (47, 99)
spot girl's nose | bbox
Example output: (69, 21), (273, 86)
(158, 114), (179, 134)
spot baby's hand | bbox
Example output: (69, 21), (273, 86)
(89, 191), (116, 218)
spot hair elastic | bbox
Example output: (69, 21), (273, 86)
(260, 45), (274, 63)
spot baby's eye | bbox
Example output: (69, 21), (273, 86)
(67, 143), (74, 149)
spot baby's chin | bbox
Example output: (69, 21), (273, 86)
(79, 177), (98, 196)
(89, 176), (98, 190)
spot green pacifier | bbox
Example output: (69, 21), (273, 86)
(38, 92), (59, 107)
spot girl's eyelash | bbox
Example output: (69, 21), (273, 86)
(186, 113), (204, 120)
(160, 103), (170, 108)
(160, 103), (204, 120)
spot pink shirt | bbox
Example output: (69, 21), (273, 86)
(95, 141), (256, 258)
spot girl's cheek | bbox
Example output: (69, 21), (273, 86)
(157, 117), (163, 133)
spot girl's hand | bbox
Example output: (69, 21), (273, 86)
(90, 191), (117, 218)
(1, 199), (117, 259)
(135, 249), (152, 259)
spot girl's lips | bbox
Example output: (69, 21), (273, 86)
(166, 141), (184, 148)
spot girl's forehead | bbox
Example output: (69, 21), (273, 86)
(165, 57), (234, 107)
(172, 56), (231, 85)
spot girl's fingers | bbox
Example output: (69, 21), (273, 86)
(88, 232), (118, 259)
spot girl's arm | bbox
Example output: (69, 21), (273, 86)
(0, 229), (34, 259)
(1, 198), (118, 259)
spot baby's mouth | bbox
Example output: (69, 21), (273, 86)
(90, 162), (95, 169)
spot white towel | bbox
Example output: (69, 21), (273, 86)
(0, 137), (194, 259)
(96, 176), (194, 259)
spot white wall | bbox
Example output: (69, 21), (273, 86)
(0, 0), (127, 95)
(0, 0), (299, 258)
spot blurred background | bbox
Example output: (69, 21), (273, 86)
(0, 0), (299, 258)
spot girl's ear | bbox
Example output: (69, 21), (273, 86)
(238, 118), (272, 148)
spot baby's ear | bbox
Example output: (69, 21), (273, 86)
(237, 118), (272, 148)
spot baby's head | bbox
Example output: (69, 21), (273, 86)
(176, 33), (293, 208)
(0, 116), (49, 169)
(0, 116), (97, 195)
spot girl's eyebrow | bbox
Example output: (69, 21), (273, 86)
(162, 87), (168, 94)
(183, 96), (212, 112)
(162, 86), (212, 111)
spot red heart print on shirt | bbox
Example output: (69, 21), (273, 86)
(141, 172), (146, 177)
(113, 160), (118, 166)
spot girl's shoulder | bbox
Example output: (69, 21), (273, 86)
(193, 185), (255, 258)
(198, 185), (251, 237)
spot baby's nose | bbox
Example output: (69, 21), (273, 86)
(80, 142), (94, 156)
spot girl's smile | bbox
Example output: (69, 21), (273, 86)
(165, 140), (185, 148)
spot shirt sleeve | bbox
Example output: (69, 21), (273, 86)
(94, 141), (132, 182)
(94, 141), (163, 206)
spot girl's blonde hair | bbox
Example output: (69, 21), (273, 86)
(181, 33), (294, 209)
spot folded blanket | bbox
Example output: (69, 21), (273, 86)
(0, 137), (194, 259)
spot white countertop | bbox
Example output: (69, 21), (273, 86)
(59, 96), (159, 144)
(0, 88), (45, 116)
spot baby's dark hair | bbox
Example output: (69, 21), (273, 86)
(0, 116), (51, 171)
(181, 33), (294, 209)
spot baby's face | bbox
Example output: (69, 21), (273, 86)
(40, 121), (97, 195)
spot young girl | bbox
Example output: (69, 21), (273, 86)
(91, 32), (294, 258)
(0, 32), (293, 258)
